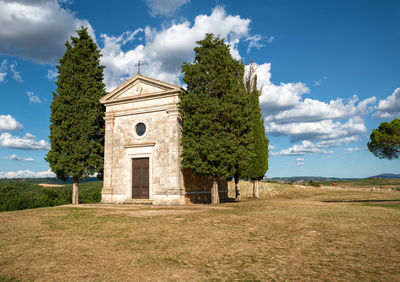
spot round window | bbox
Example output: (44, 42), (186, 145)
(135, 122), (146, 136)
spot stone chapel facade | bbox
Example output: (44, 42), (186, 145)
(100, 74), (227, 205)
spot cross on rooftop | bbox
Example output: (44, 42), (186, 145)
(135, 60), (144, 74)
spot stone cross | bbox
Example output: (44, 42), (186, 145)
(135, 60), (144, 74)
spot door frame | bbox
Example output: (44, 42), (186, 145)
(131, 157), (150, 199)
(125, 145), (154, 201)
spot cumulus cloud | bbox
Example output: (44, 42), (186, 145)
(266, 95), (376, 124)
(271, 140), (334, 156)
(5, 154), (34, 161)
(0, 0), (93, 63)
(249, 63), (310, 113)
(248, 63), (376, 150)
(374, 88), (400, 118)
(0, 132), (50, 150)
(27, 91), (42, 103)
(267, 117), (367, 142)
(100, 6), (254, 90)
(0, 115), (23, 132)
(296, 158), (304, 161)
(0, 169), (55, 178)
(145, 0), (190, 17)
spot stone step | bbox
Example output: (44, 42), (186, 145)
(123, 199), (154, 205)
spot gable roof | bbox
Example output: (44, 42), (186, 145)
(100, 73), (185, 105)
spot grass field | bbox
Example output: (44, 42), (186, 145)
(316, 178), (400, 188)
(0, 184), (399, 281)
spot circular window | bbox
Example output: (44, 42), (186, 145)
(135, 122), (146, 136)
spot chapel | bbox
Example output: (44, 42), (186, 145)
(100, 73), (227, 205)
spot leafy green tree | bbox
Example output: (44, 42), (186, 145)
(179, 33), (245, 204)
(243, 62), (269, 197)
(367, 118), (400, 160)
(46, 27), (106, 204)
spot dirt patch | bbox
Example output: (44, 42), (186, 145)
(38, 183), (65, 187)
(62, 203), (232, 217)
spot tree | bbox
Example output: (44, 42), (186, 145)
(179, 34), (244, 204)
(46, 27), (106, 204)
(243, 62), (269, 198)
(367, 119), (400, 160)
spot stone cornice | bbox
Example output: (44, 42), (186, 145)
(105, 103), (178, 118)
(124, 142), (156, 148)
(101, 89), (181, 106)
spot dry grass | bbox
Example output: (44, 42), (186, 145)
(0, 186), (399, 281)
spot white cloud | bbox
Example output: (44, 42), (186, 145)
(0, 115), (23, 132)
(0, 59), (7, 82)
(27, 91), (42, 103)
(297, 162), (304, 166)
(145, 0), (190, 17)
(249, 63), (375, 150)
(374, 88), (400, 118)
(9, 61), (22, 82)
(268, 144), (275, 150)
(316, 136), (359, 148)
(296, 158), (304, 161)
(47, 68), (58, 80)
(100, 6), (254, 90)
(0, 59), (24, 82)
(5, 154), (34, 161)
(313, 76), (327, 86)
(250, 63), (310, 113)
(271, 140), (334, 156)
(0, 169), (55, 178)
(246, 34), (266, 53)
(267, 116), (367, 142)
(0, 0), (93, 63)
(266, 95), (376, 124)
(344, 147), (360, 154)
(0, 132), (49, 150)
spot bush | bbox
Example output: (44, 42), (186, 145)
(308, 180), (321, 187)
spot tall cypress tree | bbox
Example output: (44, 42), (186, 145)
(179, 34), (243, 204)
(46, 27), (106, 204)
(243, 62), (269, 197)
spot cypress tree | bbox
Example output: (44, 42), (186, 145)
(243, 62), (269, 197)
(179, 34), (243, 204)
(45, 27), (106, 204)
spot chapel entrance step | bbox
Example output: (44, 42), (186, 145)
(124, 199), (153, 205)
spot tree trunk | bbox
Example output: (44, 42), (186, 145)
(253, 179), (259, 198)
(211, 178), (220, 204)
(234, 176), (241, 201)
(72, 176), (79, 204)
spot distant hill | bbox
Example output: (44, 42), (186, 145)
(368, 174), (400, 179)
(267, 174), (400, 182)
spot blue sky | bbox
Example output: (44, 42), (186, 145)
(0, 0), (399, 178)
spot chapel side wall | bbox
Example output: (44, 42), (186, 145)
(183, 168), (228, 204)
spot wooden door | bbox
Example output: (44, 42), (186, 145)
(132, 158), (149, 199)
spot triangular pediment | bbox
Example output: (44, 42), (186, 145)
(100, 74), (183, 104)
